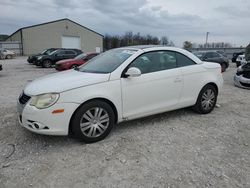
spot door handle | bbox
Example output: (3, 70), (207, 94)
(174, 78), (182, 83)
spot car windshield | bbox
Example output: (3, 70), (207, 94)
(75, 53), (87, 60)
(78, 48), (137, 73)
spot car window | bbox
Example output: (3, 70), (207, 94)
(65, 50), (76, 55)
(128, 51), (177, 74)
(206, 52), (221, 58)
(175, 52), (196, 67)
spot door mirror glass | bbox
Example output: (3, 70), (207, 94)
(125, 67), (141, 77)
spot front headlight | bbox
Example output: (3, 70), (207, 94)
(30, 93), (59, 109)
(37, 56), (42, 60)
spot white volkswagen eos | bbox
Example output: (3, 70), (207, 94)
(18, 46), (223, 143)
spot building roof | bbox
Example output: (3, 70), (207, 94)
(6, 18), (104, 40)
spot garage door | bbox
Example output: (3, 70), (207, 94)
(61, 36), (81, 49)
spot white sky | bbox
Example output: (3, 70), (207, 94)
(0, 0), (249, 47)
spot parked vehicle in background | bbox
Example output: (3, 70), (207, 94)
(234, 62), (250, 89)
(18, 46), (223, 143)
(193, 51), (229, 72)
(36, 49), (83, 68)
(55, 52), (99, 71)
(236, 54), (246, 67)
(27, 48), (59, 64)
(0, 48), (15, 59)
(216, 50), (227, 57)
(0, 64), (2, 71)
(232, 51), (244, 62)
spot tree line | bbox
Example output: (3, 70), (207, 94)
(183, 41), (233, 50)
(104, 31), (174, 50)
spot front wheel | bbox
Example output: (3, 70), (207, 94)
(71, 64), (78, 69)
(6, 55), (12, 59)
(193, 84), (217, 114)
(71, 100), (115, 143)
(42, 59), (52, 68)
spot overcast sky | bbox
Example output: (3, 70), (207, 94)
(0, 0), (250, 47)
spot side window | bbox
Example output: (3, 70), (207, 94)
(205, 52), (214, 58)
(128, 51), (177, 74)
(175, 52), (196, 67)
(55, 51), (64, 56)
(212, 52), (221, 58)
(65, 50), (76, 55)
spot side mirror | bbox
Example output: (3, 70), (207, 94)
(125, 67), (141, 77)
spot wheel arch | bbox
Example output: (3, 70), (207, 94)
(68, 97), (118, 135)
(206, 82), (218, 94)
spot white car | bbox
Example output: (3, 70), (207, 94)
(18, 46), (223, 143)
(0, 48), (15, 59)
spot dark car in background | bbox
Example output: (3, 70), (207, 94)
(36, 49), (83, 68)
(27, 48), (59, 64)
(232, 51), (244, 63)
(0, 64), (2, 71)
(55, 52), (99, 71)
(193, 51), (229, 72)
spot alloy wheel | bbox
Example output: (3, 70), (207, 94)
(80, 107), (110, 138)
(201, 89), (215, 111)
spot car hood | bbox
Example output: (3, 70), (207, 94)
(24, 70), (110, 96)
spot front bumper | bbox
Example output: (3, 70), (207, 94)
(234, 74), (250, 89)
(17, 100), (79, 135)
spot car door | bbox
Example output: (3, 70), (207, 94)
(121, 50), (182, 119)
(54, 50), (65, 61)
(175, 52), (206, 106)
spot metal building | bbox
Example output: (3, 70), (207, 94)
(6, 18), (103, 55)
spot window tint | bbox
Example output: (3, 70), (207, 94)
(205, 52), (220, 58)
(65, 50), (76, 55)
(129, 51), (177, 74)
(175, 52), (196, 67)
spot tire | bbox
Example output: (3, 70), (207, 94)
(221, 63), (227, 72)
(193, 84), (217, 114)
(71, 100), (115, 143)
(6, 55), (12, 59)
(71, 64), (78, 69)
(42, 59), (52, 68)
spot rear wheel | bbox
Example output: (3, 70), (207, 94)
(71, 100), (115, 143)
(193, 84), (217, 114)
(42, 59), (52, 68)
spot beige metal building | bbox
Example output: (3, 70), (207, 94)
(6, 18), (103, 55)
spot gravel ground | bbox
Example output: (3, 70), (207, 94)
(0, 57), (250, 188)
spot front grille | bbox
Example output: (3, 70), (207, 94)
(240, 82), (250, 88)
(19, 93), (31, 105)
